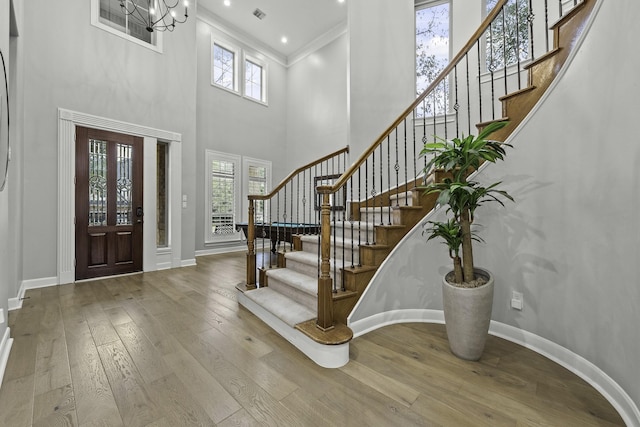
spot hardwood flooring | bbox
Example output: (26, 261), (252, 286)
(0, 252), (625, 426)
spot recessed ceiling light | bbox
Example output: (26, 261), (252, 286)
(223, 0), (230, 5)
(338, 0), (345, 3)
(281, 36), (288, 44)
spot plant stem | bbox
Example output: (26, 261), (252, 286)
(453, 255), (463, 283)
(460, 207), (475, 282)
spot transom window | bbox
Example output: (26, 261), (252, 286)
(210, 37), (268, 105)
(91, 0), (162, 52)
(245, 59), (264, 102)
(212, 43), (237, 91)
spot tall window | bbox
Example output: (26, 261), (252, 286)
(415, 0), (451, 117)
(211, 38), (268, 104)
(486, 0), (531, 70)
(212, 43), (238, 91)
(205, 151), (241, 243)
(245, 59), (264, 102)
(157, 142), (169, 247)
(243, 157), (272, 223)
(92, 0), (161, 50)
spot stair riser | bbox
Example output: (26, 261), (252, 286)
(266, 275), (317, 312)
(331, 226), (375, 244)
(360, 211), (396, 225)
(301, 240), (360, 265)
(285, 258), (344, 288)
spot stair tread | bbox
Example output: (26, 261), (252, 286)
(243, 287), (315, 327)
(266, 268), (317, 297)
(299, 234), (364, 248)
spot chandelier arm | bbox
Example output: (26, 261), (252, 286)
(119, 0), (188, 33)
(119, 1), (151, 29)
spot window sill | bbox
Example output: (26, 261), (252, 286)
(243, 95), (268, 107)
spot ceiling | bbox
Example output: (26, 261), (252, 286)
(198, 0), (348, 59)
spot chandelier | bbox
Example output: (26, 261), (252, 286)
(119, 0), (189, 33)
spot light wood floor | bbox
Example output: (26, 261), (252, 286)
(0, 252), (625, 426)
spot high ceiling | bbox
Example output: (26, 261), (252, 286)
(198, 0), (348, 58)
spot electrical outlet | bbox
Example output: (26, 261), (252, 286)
(0, 308), (5, 325)
(511, 291), (523, 310)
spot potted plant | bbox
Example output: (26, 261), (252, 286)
(420, 120), (512, 360)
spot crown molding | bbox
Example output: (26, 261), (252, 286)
(197, 9), (347, 68)
(287, 21), (347, 67)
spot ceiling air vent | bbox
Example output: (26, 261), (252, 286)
(253, 8), (266, 20)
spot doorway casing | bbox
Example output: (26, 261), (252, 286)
(58, 108), (182, 285)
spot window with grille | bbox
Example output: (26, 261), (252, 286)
(243, 157), (271, 223)
(210, 37), (268, 104)
(205, 151), (241, 243)
(244, 58), (266, 103)
(212, 42), (238, 92)
(485, 0), (532, 70)
(91, 0), (162, 51)
(415, 0), (451, 117)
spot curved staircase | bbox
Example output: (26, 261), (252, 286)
(238, 0), (598, 367)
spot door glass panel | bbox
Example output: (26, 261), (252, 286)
(116, 143), (133, 225)
(89, 139), (108, 226)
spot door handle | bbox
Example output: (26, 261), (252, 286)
(136, 207), (143, 223)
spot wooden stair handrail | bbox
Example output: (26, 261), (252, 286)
(329, 0), (509, 193)
(248, 146), (350, 202)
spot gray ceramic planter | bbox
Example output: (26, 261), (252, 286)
(442, 268), (494, 361)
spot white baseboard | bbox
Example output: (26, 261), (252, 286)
(156, 262), (173, 271)
(8, 276), (58, 311)
(180, 259), (197, 267)
(349, 309), (639, 427)
(490, 321), (640, 427)
(195, 245), (247, 257)
(237, 291), (349, 369)
(0, 328), (14, 389)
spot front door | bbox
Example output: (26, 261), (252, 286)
(75, 127), (143, 280)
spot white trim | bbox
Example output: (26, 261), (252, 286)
(211, 36), (240, 93)
(241, 157), (272, 223)
(350, 309), (445, 338)
(90, 0), (164, 53)
(204, 150), (242, 244)
(57, 108), (183, 284)
(195, 244), (246, 257)
(490, 322), (640, 427)
(180, 259), (197, 268)
(242, 52), (268, 105)
(7, 276), (58, 311)
(237, 291), (349, 368)
(0, 328), (14, 389)
(287, 21), (348, 67)
(349, 309), (639, 427)
(198, 10), (288, 67)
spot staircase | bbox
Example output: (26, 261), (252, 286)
(237, 0), (598, 368)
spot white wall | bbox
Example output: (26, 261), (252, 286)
(349, 1), (640, 419)
(0, 0), (11, 352)
(347, 0), (415, 157)
(286, 32), (348, 167)
(19, 0), (197, 280)
(195, 17), (288, 251)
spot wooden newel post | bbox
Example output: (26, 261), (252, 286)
(246, 198), (257, 290)
(316, 188), (334, 331)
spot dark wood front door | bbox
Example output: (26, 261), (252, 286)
(75, 127), (143, 280)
